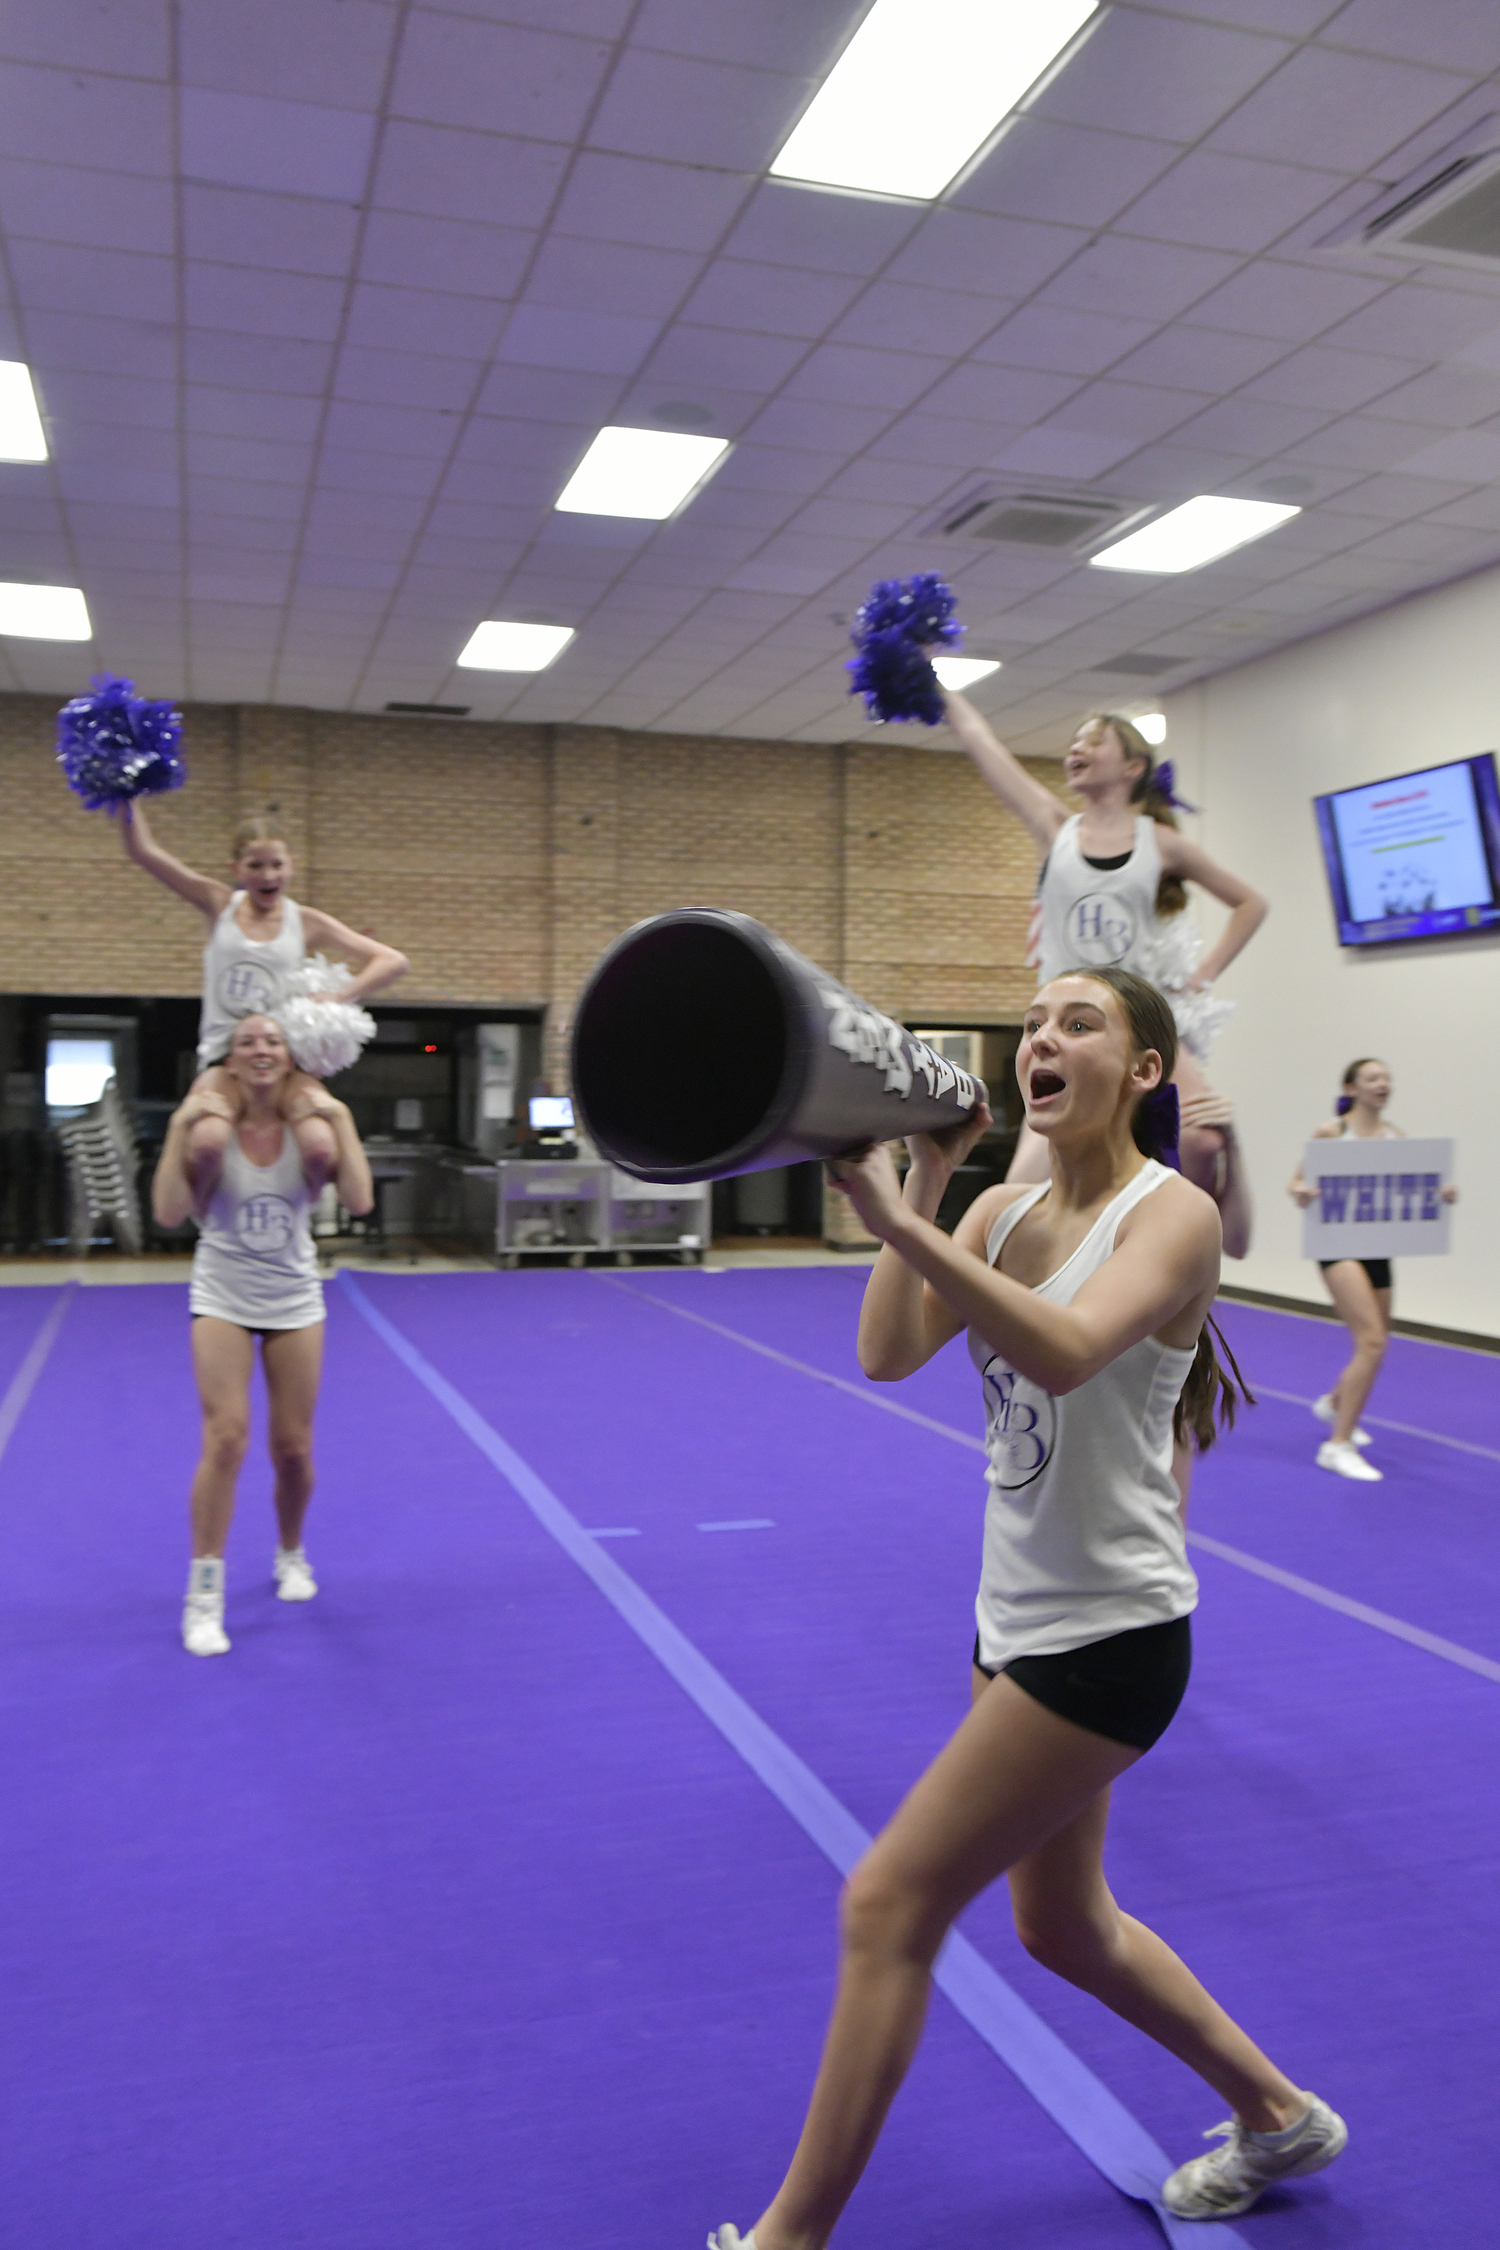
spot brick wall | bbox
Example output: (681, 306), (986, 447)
(3, 694), (1061, 1080)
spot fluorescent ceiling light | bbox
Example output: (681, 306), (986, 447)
(932, 656), (1001, 689)
(0, 582), (91, 639)
(771, 0), (1099, 201)
(457, 621), (574, 672)
(0, 362), (46, 460)
(1134, 712), (1167, 745)
(1090, 496), (1300, 575)
(555, 427), (729, 520)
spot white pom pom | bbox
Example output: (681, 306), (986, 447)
(275, 956), (375, 1077)
(1135, 914), (1235, 1060)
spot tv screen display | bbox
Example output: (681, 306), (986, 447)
(529, 1095), (574, 1130)
(1314, 752), (1500, 947)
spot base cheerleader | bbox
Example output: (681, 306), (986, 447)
(942, 692), (1264, 1254)
(1289, 1056), (1456, 1483)
(707, 967), (1344, 2248)
(120, 802), (408, 1197)
(152, 1015), (374, 1656)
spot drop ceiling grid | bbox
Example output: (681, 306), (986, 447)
(0, 3), (1496, 744)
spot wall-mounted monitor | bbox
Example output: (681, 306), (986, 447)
(529, 1095), (574, 1130)
(1314, 752), (1500, 947)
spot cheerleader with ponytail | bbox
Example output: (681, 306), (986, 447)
(706, 965), (1345, 2250)
(943, 692), (1265, 1253)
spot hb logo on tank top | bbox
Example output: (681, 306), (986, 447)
(980, 1356), (1055, 1490)
(1068, 892), (1136, 965)
(234, 1195), (296, 1257)
(217, 960), (280, 1015)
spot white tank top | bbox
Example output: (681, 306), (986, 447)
(198, 892), (306, 1067)
(968, 1161), (1198, 1668)
(1034, 816), (1162, 985)
(189, 1125), (323, 1330)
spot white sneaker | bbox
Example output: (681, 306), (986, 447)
(707, 2231), (756, 2250)
(1316, 1438), (1382, 1482)
(1163, 2093), (1347, 2219)
(274, 1546), (318, 1601)
(1313, 1394), (1371, 1447)
(182, 1558), (230, 1656)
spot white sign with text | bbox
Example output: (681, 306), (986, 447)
(1301, 1137), (1453, 1261)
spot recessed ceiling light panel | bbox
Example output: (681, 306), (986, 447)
(457, 621), (575, 672)
(1134, 712), (1167, 745)
(1089, 496), (1300, 575)
(555, 427), (730, 520)
(932, 657), (1001, 689)
(0, 362), (47, 461)
(771, 0), (1100, 201)
(0, 582), (91, 639)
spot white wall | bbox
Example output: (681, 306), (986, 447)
(1162, 563), (1500, 1339)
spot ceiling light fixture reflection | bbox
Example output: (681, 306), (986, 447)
(771, 0), (1099, 201)
(932, 656), (1001, 689)
(1134, 712), (1167, 745)
(457, 621), (575, 672)
(0, 362), (47, 461)
(555, 427), (730, 520)
(1090, 497), (1300, 574)
(0, 582), (91, 638)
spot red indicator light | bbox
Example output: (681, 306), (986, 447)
(424, 1043), (437, 1052)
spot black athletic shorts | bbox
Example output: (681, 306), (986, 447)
(973, 1614), (1192, 1750)
(1319, 1256), (1392, 1291)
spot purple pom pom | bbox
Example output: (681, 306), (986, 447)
(846, 573), (962, 725)
(56, 676), (186, 809)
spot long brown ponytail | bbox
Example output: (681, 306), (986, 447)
(1087, 709), (1187, 916)
(1067, 962), (1256, 1452)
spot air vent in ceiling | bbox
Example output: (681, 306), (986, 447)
(384, 701), (471, 717)
(1090, 652), (1190, 678)
(1320, 116), (1500, 273)
(938, 487), (1141, 552)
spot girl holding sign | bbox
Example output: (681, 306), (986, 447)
(708, 967), (1345, 2250)
(153, 1015), (374, 1657)
(1289, 1057), (1456, 1483)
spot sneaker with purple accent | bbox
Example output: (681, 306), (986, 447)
(1163, 2094), (1347, 2219)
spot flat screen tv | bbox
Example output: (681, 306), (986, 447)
(1313, 752), (1500, 947)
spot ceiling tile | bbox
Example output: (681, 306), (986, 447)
(0, 157), (173, 256)
(677, 259), (863, 340)
(1110, 325), (1289, 391)
(392, 14), (610, 137)
(826, 281), (1007, 360)
(335, 344), (481, 412)
(957, 116), (1178, 230)
(359, 209), (533, 300)
(182, 330), (333, 394)
(1206, 45), (1471, 171)
(1183, 257), (1389, 340)
(342, 283), (505, 360)
(868, 411), (1026, 470)
(743, 397), (891, 455)
(523, 235), (702, 318)
(1235, 342), (1422, 411)
(472, 362), (621, 423)
(1116, 150), (1349, 254)
(185, 431), (314, 485)
(185, 263), (346, 343)
(0, 64), (173, 177)
(1032, 10), (1291, 140)
(1044, 378), (1210, 448)
(549, 151), (754, 254)
(1320, 282), (1500, 359)
(28, 309), (177, 379)
(9, 240), (175, 323)
(0, 0), (171, 74)
(1038, 235), (1240, 322)
(183, 184), (361, 277)
(322, 397), (458, 457)
(1318, 0), (1500, 72)
(588, 49), (809, 171)
(721, 183), (921, 277)
(39, 369), (179, 432)
(883, 209), (1087, 299)
(976, 303), (1158, 378)
(921, 360), (1081, 426)
(1360, 364), (1500, 427)
(1388, 430), (1500, 482)
(1170, 394), (1332, 456)
(823, 456), (963, 508)
(1282, 416), (1452, 472)
(630, 0), (850, 73)
(782, 343), (947, 413)
(180, 88), (377, 201)
(372, 119), (568, 234)
(496, 302), (660, 375)
(179, 0), (398, 106)
(320, 444), (446, 497)
(636, 323), (807, 392)
(182, 475), (305, 520)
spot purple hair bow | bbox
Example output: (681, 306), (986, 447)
(1139, 1082), (1181, 1170)
(1151, 758), (1197, 814)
